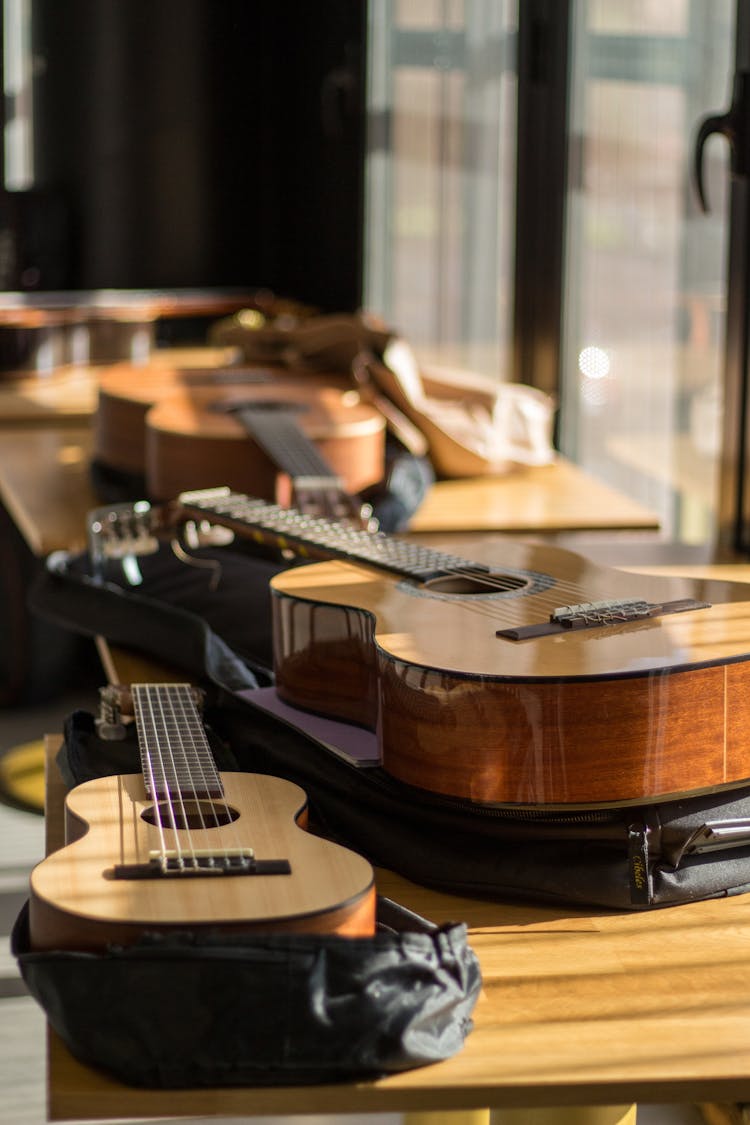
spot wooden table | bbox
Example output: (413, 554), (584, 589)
(0, 348), (238, 424)
(0, 426), (96, 555)
(409, 459), (659, 533)
(40, 731), (750, 1124)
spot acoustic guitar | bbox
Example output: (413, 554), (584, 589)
(144, 382), (386, 522)
(131, 487), (750, 811)
(93, 359), (354, 479)
(29, 682), (376, 951)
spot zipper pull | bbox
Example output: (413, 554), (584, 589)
(628, 823), (651, 906)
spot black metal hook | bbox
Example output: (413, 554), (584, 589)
(694, 72), (750, 213)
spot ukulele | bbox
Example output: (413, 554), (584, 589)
(29, 682), (375, 951)
(126, 487), (750, 811)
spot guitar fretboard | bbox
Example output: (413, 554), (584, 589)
(231, 403), (341, 485)
(132, 683), (222, 800)
(177, 487), (490, 583)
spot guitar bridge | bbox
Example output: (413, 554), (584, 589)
(497, 597), (711, 640)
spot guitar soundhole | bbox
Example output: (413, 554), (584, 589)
(424, 572), (529, 596)
(141, 800), (240, 830)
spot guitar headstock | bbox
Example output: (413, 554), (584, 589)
(87, 501), (160, 583)
(96, 682), (206, 740)
(87, 498), (233, 585)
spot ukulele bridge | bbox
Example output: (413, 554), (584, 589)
(497, 597), (711, 640)
(112, 848), (292, 879)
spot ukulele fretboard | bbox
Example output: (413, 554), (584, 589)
(132, 683), (223, 800)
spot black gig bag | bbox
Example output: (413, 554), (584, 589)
(13, 893), (480, 1088)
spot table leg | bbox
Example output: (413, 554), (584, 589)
(490, 1107), (637, 1123)
(404, 1114), (491, 1125)
(403, 1108), (637, 1125)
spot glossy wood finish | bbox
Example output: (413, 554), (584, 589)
(145, 382), (386, 501)
(93, 359), (354, 475)
(270, 536), (750, 806)
(29, 768), (375, 951)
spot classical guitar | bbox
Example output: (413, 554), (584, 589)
(93, 359), (281, 478)
(93, 359), (356, 482)
(144, 382), (385, 523)
(29, 682), (375, 951)
(107, 487), (750, 811)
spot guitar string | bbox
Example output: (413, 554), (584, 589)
(240, 412), (337, 481)
(200, 495), (606, 601)
(201, 496), (637, 622)
(415, 568), (636, 622)
(422, 566), (614, 605)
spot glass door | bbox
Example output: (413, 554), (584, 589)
(549, 1), (734, 545)
(365, 0), (738, 548)
(364, 0), (519, 378)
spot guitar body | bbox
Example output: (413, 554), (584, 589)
(144, 383), (385, 502)
(269, 536), (750, 807)
(30, 769), (376, 951)
(94, 359), (261, 475)
(93, 360), (354, 478)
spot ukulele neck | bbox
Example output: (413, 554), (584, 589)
(131, 683), (222, 801)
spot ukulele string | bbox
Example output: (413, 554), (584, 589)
(135, 692), (172, 864)
(142, 683), (237, 871)
(134, 686), (193, 869)
(164, 684), (246, 865)
(155, 685), (217, 862)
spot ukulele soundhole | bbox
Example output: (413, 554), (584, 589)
(141, 800), (240, 830)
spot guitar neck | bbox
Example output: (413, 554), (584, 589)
(228, 404), (369, 525)
(231, 403), (341, 484)
(131, 683), (222, 800)
(176, 487), (487, 583)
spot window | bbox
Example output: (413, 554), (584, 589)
(365, 0), (735, 545)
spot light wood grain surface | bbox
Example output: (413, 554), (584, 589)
(0, 349), (238, 424)
(409, 460), (659, 533)
(0, 426), (96, 554)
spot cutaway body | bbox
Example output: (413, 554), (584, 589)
(269, 536), (750, 807)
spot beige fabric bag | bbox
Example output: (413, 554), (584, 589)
(210, 310), (556, 478)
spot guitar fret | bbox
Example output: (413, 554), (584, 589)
(179, 490), (489, 582)
(235, 408), (340, 481)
